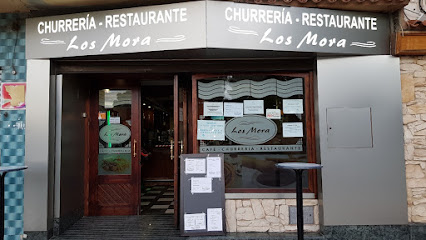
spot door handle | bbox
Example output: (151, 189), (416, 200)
(170, 140), (174, 161)
(179, 140), (184, 154)
(133, 140), (137, 158)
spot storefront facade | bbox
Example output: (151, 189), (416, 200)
(0, 0), (420, 239)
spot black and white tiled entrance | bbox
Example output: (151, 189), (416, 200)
(141, 185), (174, 215)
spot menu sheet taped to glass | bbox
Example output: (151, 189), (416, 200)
(180, 153), (225, 236)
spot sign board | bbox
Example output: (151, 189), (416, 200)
(206, 1), (390, 55)
(283, 122), (304, 138)
(26, 1), (207, 58)
(266, 109), (281, 119)
(203, 102), (224, 116)
(26, 1), (391, 58)
(197, 120), (225, 141)
(225, 115), (277, 145)
(99, 123), (131, 144)
(199, 144), (303, 153)
(283, 99), (304, 114)
(1, 82), (26, 110)
(224, 102), (243, 117)
(180, 153), (225, 236)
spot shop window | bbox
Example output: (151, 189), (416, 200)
(193, 73), (316, 193)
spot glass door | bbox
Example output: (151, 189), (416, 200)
(98, 90), (133, 176)
(89, 87), (141, 215)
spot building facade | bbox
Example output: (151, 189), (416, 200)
(1, 0), (424, 239)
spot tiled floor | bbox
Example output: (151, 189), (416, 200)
(141, 185), (175, 215)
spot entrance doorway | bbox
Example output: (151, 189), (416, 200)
(139, 80), (175, 215)
(90, 85), (141, 216)
(85, 74), (188, 223)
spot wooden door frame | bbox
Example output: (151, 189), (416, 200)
(173, 76), (179, 226)
(173, 75), (190, 226)
(85, 81), (141, 216)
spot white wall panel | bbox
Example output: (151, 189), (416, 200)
(317, 56), (408, 225)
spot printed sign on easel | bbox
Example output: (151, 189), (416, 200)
(180, 153), (225, 236)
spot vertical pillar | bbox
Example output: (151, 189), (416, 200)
(24, 60), (51, 235)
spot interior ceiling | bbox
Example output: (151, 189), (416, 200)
(0, 0), (409, 14)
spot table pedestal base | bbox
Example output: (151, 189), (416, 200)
(295, 169), (304, 240)
(276, 163), (322, 240)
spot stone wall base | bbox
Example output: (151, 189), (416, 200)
(225, 199), (319, 232)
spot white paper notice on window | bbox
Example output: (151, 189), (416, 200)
(207, 208), (223, 232)
(266, 109), (281, 119)
(197, 120), (225, 141)
(185, 158), (206, 174)
(109, 117), (120, 124)
(184, 213), (206, 231)
(283, 122), (304, 138)
(179, 107), (183, 121)
(283, 99), (304, 114)
(243, 100), (264, 114)
(206, 157), (221, 178)
(204, 102), (223, 116)
(191, 177), (213, 194)
(224, 102), (243, 117)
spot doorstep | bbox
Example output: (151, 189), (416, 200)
(186, 232), (325, 240)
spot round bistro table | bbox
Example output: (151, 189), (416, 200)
(275, 163), (322, 240)
(0, 166), (28, 240)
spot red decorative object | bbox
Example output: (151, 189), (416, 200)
(406, 20), (426, 30)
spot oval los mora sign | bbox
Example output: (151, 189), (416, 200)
(99, 124), (131, 144)
(225, 115), (277, 145)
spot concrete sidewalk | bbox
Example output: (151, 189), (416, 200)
(49, 215), (325, 240)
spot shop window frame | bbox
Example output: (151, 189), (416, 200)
(191, 72), (317, 195)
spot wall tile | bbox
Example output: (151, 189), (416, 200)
(0, 13), (26, 240)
